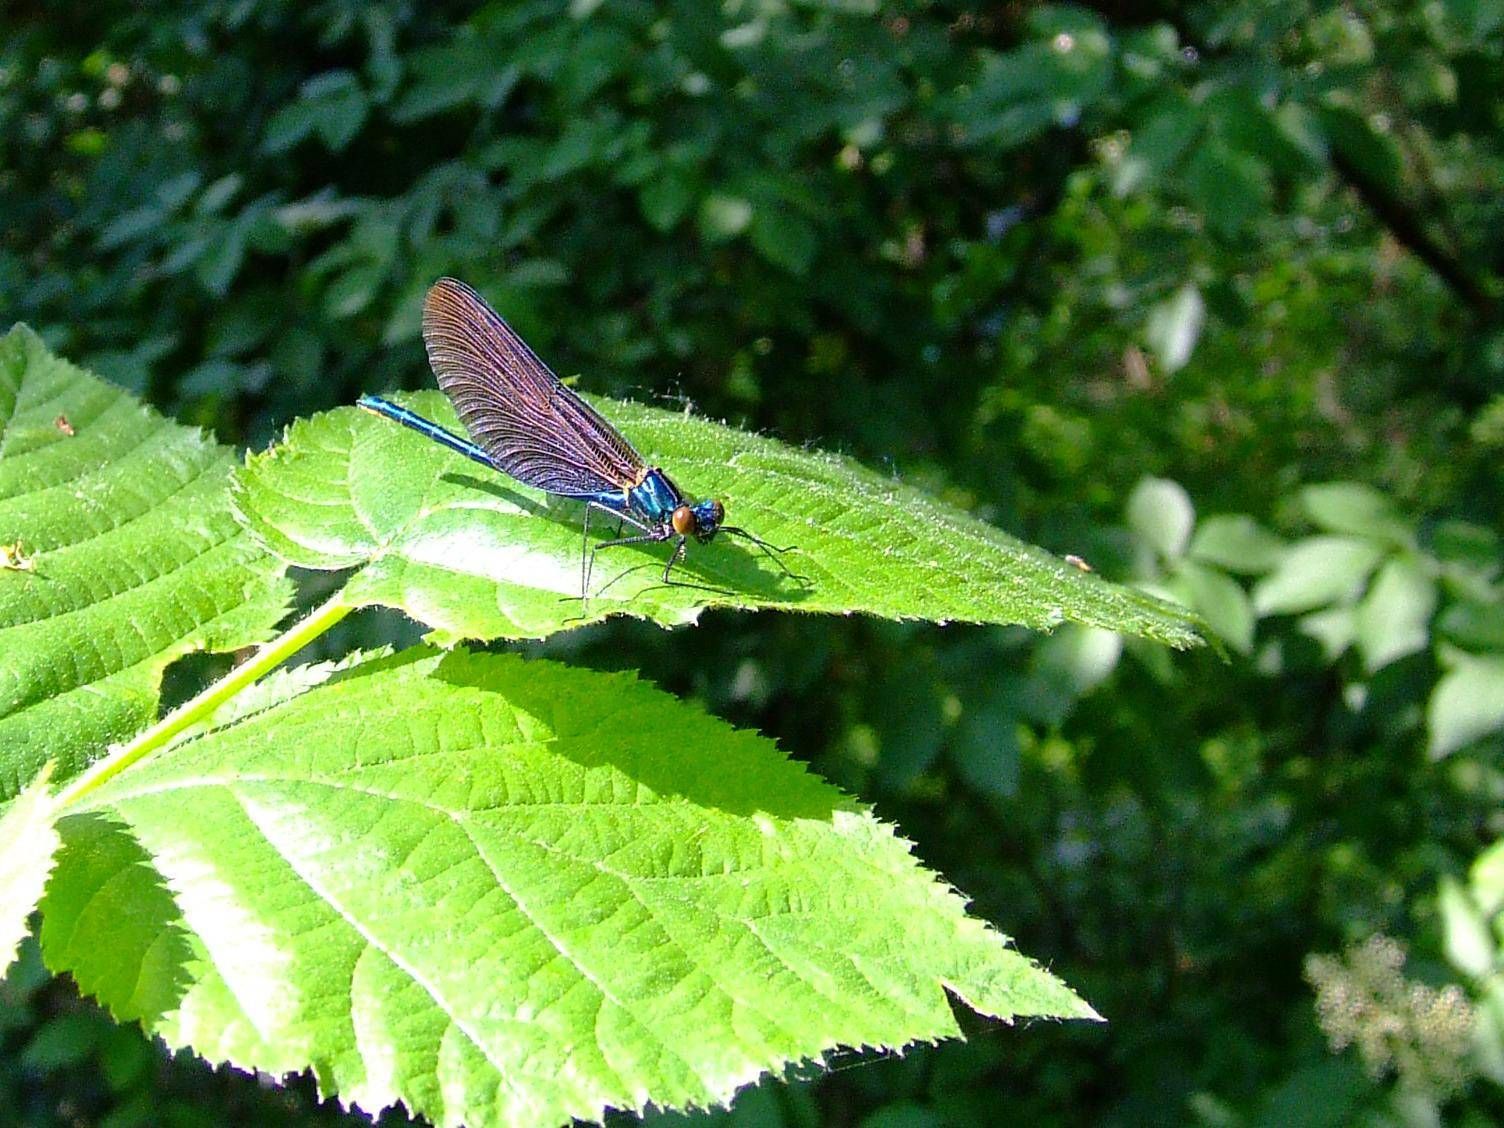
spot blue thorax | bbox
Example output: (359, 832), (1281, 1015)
(588, 468), (723, 541)
(629, 468), (682, 522)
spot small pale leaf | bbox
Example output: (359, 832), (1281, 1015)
(1300, 482), (1411, 545)
(1189, 514), (1285, 575)
(1251, 537), (1386, 617)
(1127, 476), (1195, 561)
(1429, 654), (1504, 759)
(1144, 284), (1205, 373)
(1354, 554), (1435, 672)
(1171, 561), (1255, 654)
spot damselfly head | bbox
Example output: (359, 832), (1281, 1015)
(672, 499), (725, 541)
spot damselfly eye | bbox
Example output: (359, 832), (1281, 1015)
(671, 506), (696, 535)
(708, 499), (724, 525)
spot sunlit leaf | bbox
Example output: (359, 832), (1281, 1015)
(48, 647), (1095, 1128)
(0, 764), (59, 975)
(1189, 515), (1286, 575)
(1144, 285), (1205, 374)
(1171, 561), (1255, 654)
(1251, 537), (1386, 616)
(0, 327), (293, 796)
(1301, 482), (1412, 546)
(1440, 875), (1494, 978)
(1127, 476), (1195, 560)
(1429, 653), (1504, 758)
(232, 393), (1204, 648)
(1355, 554), (1435, 672)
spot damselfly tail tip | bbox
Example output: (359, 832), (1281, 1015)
(357, 394), (394, 416)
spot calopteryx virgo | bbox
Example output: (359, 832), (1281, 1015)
(360, 278), (802, 602)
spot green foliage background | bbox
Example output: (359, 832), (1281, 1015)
(4, 0), (1504, 1124)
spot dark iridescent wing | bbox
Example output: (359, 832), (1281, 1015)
(421, 278), (645, 497)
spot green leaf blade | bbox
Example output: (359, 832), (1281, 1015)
(0, 326), (293, 796)
(0, 764), (60, 974)
(1251, 536), (1386, 617)
(56, 648), (1092, 1127)
(234, 394), (1204, 649)
(1429, 655), (1504, 759)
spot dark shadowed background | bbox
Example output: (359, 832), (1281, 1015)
(4, 1), (1503, 1124)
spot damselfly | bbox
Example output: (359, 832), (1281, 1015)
(360, 278), (803, 602)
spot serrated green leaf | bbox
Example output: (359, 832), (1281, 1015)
(1355, 554), (1435, 672)
(0, 764), (59, 975)
(0, 326), (293, 796)
(232, 393), (1203, 648)
(48, 647), (1094, 1128)
(1429, 654), (1504, 758)
(1251, 536), (1386, 616)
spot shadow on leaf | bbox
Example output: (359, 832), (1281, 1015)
(39, 811), (195, 1026)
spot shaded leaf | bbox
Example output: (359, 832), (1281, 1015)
(232, 393), (1204, 648)
(750, 211), (818, 276)
(959, 15), (1113, 147)
(1439, 598), (1504, 652)
(1315, 104), (1403, 189)
(1184, 141), (1270, 238)
(639, 167), (698, 232)
(262, 71), (369, 154)
(949, 703), (1020, 800)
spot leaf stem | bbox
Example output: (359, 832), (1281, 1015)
(57, 593), (353, 807)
